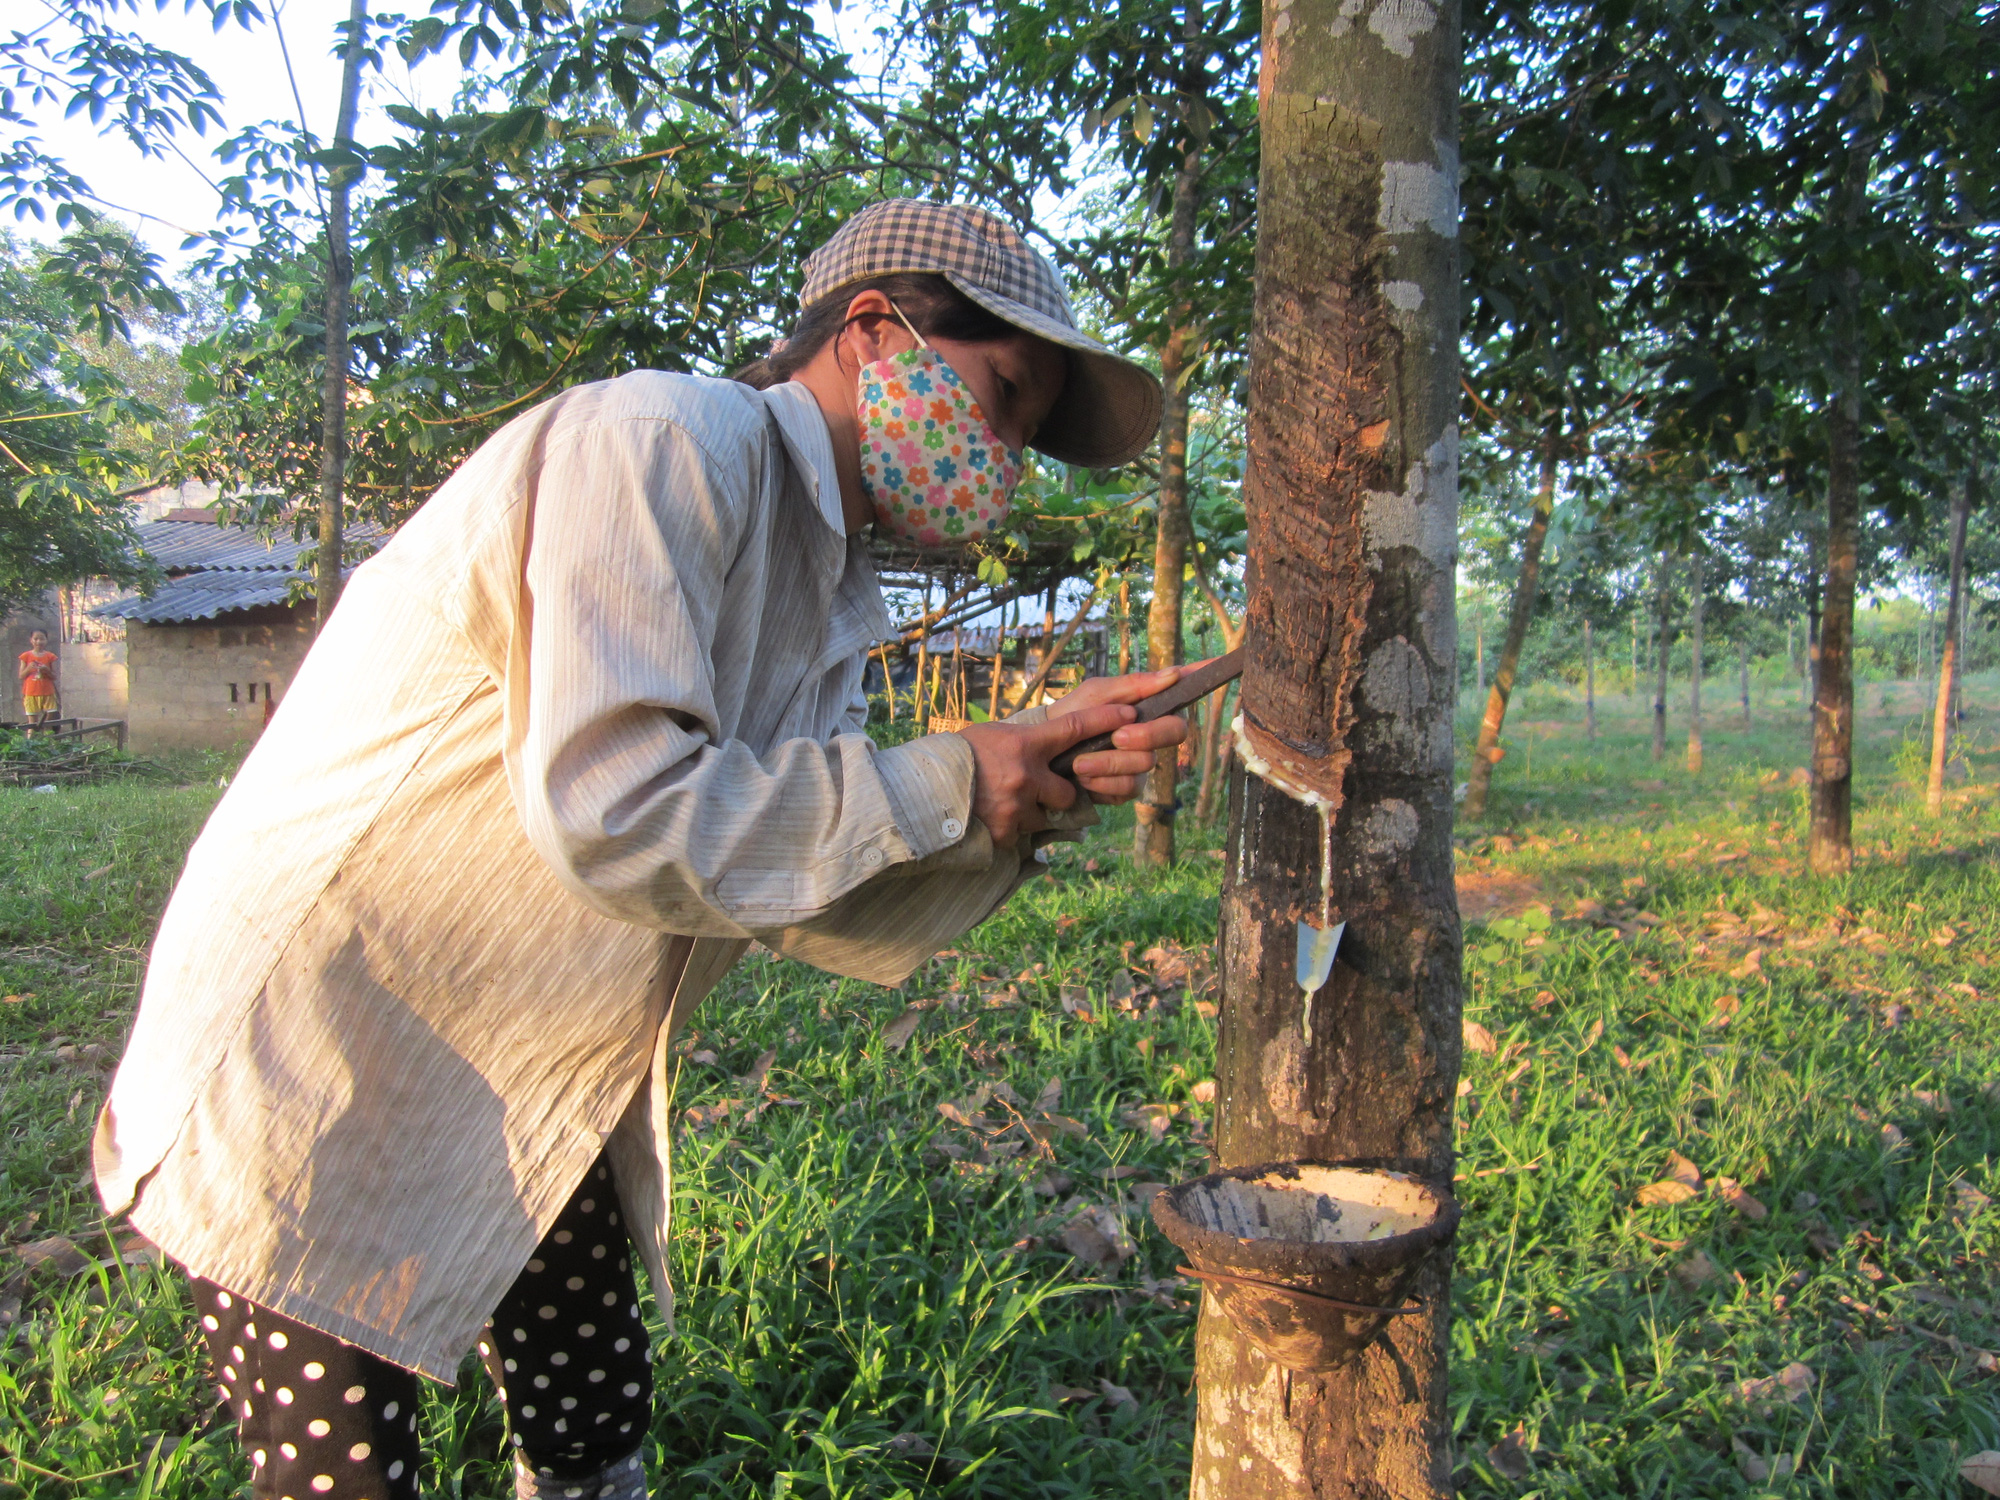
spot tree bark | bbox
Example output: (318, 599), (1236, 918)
(313, 0), (369, 635)
(1686, 552), (1704, 774)
(1583, 618), (1595, 740)
(1810, 378), (1862, 868)
(1927, 475), (1972, 815)
(1651, 554), (1673, 761)
(1195, 680), (1235, 825)
(1137, 18), (1204, 868)
(1739, 637), (1751, 730)
(1462, 437), (1558, 817)
(1117, 577), (1133, 675)
(1195, 1), (1462, 1494)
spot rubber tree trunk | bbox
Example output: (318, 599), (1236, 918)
(1462, 437), (1558, 817)
(1809, 375), (1861, 874)
(313, 0), (369, 636)
(1686, 553), (1704, 774)
(1651, 554), (1673, 761)
(1739, 638), (1752, 730)
(1196, 1), (1463, 1494)
(1137, 24), (1203, 868)
(1583, 619), (1596, 739)
(1118, 577), (1133, 675)
(1927, 475), (1972, 815)
(1195, 680), (1236, 825)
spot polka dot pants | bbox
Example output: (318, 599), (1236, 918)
(194, 1159), (653, 1498)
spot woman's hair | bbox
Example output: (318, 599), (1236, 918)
(732, 272), (1018, 390)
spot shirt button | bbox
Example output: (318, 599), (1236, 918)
(861, 846), (885, 869)
(941, 817), (965, 841)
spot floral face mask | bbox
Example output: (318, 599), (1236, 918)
(855, 312), (1023, 548)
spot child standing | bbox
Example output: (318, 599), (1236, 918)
(16, 628), (57, 729)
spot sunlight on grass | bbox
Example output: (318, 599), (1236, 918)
(1, 685), (1996, 1496)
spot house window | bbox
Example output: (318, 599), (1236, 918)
(229, 683), (239, 703)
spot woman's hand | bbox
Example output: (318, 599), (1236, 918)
(954, 667), (1191, 843)
(1045, 666), (1193, 802)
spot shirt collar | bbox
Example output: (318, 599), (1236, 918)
(757, 380), (847, 536)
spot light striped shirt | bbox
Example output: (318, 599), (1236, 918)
(95, 373), (1047, 1379)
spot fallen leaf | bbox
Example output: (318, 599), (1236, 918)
(1955, 1181), (1991, 1217)
(1579, 1018), (1604, 1053)
(1034, 1077), (1062, 1113)
(1485, 1425), (1532, 1480)
(1463, 1020), (1498, 1056)
(1122, 1104), (1175, 1141)
(1932, 925), (1958, 948)
(1664, 1151), (1702, 1188)
(1192, 1000), (1219, 1019)
(1711, 993), (1741, 1026)
(1961, 1452), (2000, 1496)
(738, 1049), (777, 1093)
(1061, 1207), (1134, 1271)
(1671, 1250), (1719, 1290)
(881, 1008), (923, 1051)
(1910, 1089), (1952, 1114)
(1730, 948), (1766, 980)
(1048, 1384), (1094, 1403)
(1738, 1361), (1814, 1407)
(84, 864), (113, 881)
(1638, 1179), (1700, 1206)
(14, 1235), (92, 1278)
(1881, 1122), (1907, 1150)
(1190, 1079), (1217, 1104)
(688, 1049), (719, 1066)
(1613, 1045), (1635, 1069)
(1731, 1437), (1795, 1483)
(1029, 1171), (1073, 1197)
(1097, 1377), (1139, 1409)
(884, 1432), (936, 1459)
(1714, 1177), (1769, 1222)
(1061, 988), (1096, 1022)
(1805, 1224), (1842, 1258)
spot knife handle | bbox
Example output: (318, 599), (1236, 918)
(1047, 648), (1245, 778)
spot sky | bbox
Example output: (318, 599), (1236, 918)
(20, 0), (876, 269)
(22, 0), (469, 263)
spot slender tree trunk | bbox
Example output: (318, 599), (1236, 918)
(1118, 577), (1133, 675)
(1137, 27), (1203, 868)
(1652, 554), (1673, 760)
(1474, 618), (1484, 694)
(1810, 385), (1861, 873)
(1048, 580), (1064, 712)
(1198, 1), (1462, 1493)
(1928, 476), (1972, 815)
(1463, 437), (1559, 817)
(1583, 618), (1596, 739)
(914, 577), (933, 732)
(1806, 587), (1821, 716)
(986, 612), (1005, 720)
(1739, 638), (1752, 730)
(1686, 553), (1704, 774)
(314, 0), (369, 634)
(1195, 680), (1235, 825)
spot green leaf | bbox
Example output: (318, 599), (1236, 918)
(1519, 907), (1551, 932)
(486, 289), (511, 311)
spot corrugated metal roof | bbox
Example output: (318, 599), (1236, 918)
(134, 517), (387, 573)
(92, 570), (315, 624)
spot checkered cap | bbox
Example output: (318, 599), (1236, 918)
(799, 200), (1162, 467)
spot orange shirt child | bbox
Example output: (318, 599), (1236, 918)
(18, 649), (56, 699)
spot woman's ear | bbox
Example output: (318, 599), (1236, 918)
(837, 289), (914, 374)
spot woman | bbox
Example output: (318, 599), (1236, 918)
(97, 200), (1183, 1500)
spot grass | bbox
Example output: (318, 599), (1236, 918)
(1, 686), (1998, 1496)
